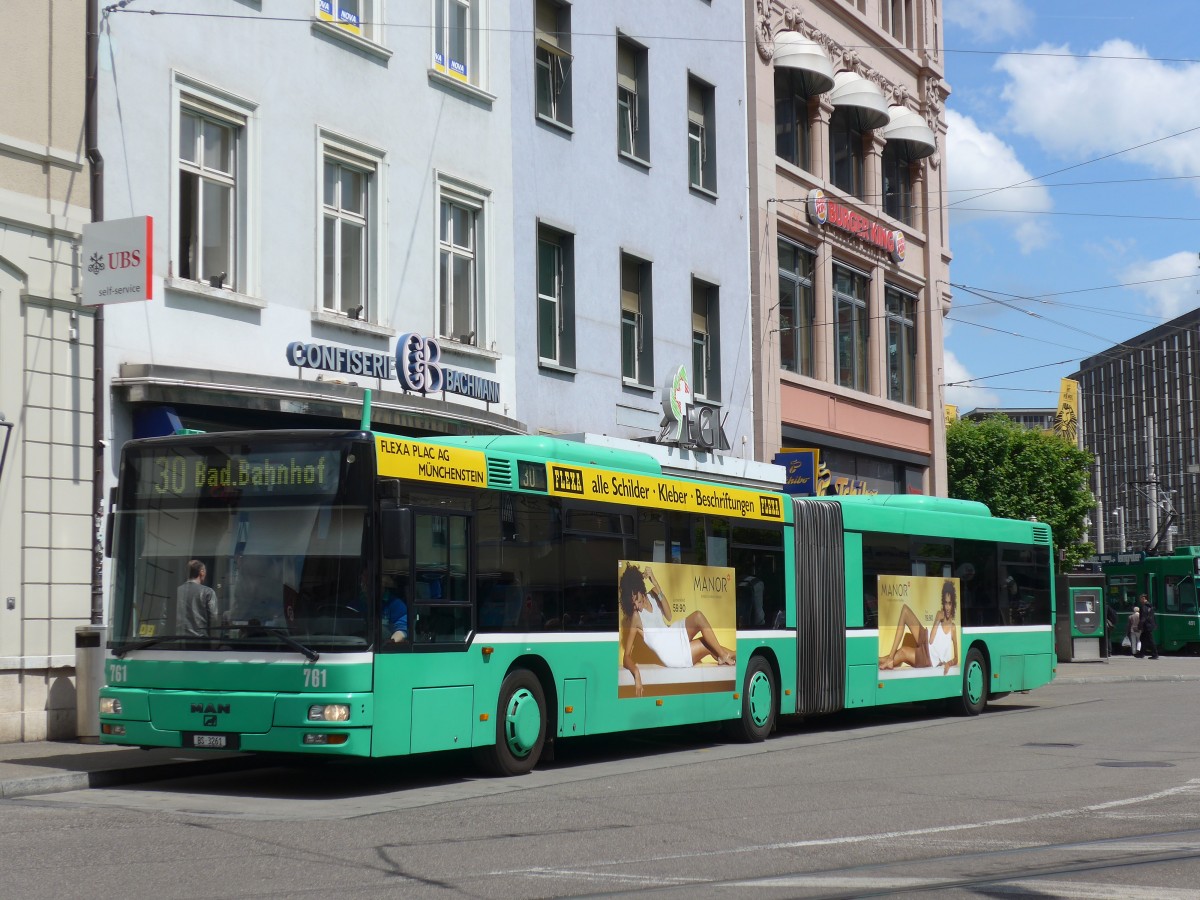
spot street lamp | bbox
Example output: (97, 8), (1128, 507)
(1112, 507), (1126, 553)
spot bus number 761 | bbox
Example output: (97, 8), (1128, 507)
(303, 668), (327, 688)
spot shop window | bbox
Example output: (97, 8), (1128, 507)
(778, 239), (815, 377)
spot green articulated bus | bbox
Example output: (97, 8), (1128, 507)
(100, 429), (1057, 774)
(1103, 549), (1200, 653)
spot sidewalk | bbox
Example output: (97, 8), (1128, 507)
(0, 740), (260, 800)
(1053, 650), (1200, 684)
(2, 655), (1197, 801)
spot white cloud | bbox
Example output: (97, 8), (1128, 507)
(1119, 252), (1200, 320)
(944, 0), (1031, 41)
(945, 110), (1053, 253)
(997, 40), (1200, 180)
(944, 348), (1001, 411)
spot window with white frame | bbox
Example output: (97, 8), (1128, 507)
(620, 253), (652, 384)
(438, 182), (487, 347)
(538, 224), (575, 368)
(434, 0), (482, 87)
(834, 264), (869, 392)
(317, 0), (371, 39)
(535, 0), (572, 126)
(176, 83), (253, 292)
(687, 77), (716, 193)
(691, 278), (720, 401)
(886, 286), (917, 405)
(321, 153), (371, 319)
(778, 238), (815, 376)
(617, 36), (649, 162)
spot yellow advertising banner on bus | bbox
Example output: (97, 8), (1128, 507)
(546, 463), (785, 522)
(375, 436), (487, 487)
(617, 560), (737, 699)
(877, 574), (961, 678)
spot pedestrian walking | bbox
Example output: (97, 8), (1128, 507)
(1127, 603), (1141, 656)
(1137, 594), (1159, 659)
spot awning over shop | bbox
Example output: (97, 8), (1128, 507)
(828, 71), (890, 131)
(881, 105), (937, 160)
(773, 31), (835, 97)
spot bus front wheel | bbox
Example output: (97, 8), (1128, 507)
(723, 656), (776, 742)
(957, 647), (988, 716)
(476, 669), (546, 776)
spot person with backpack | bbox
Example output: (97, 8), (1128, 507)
(1136, 594), (1159, 659)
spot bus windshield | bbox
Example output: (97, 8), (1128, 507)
(109, 437), (375, 654)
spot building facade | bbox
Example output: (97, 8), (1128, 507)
(962, 408), (1057, 431)
(745, 0), (951, 494)
(96, 2), (524, 453)
(1076, 308), (1200, 553)
(508, 2), (754, 451)
(0, 0), (93, 740)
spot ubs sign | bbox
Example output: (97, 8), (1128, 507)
(658, 366), (730, 453)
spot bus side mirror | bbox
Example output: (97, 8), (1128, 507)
(382, 506), (411, 561)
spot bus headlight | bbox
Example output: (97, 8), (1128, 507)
(100, 697), (122, 715)
(308, 704), (350, 722)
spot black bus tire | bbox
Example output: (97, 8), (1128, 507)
(723, 656), (776, 742)
(958, 647), (988, 716)
(475, 669), (546, 776)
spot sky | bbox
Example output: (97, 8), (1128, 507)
(940, 0), (1200, 412)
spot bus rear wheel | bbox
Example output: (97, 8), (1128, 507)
(957, 647), (988, 716)
(723, 656), (775, 742)
(476, 669), (546, 776)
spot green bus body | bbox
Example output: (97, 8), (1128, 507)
(1103, 548), (1200, 652)
(99, 430), (1056, 768)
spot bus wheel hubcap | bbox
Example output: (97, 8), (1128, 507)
(966, 662), (984, 704)
(747, 671), (772, 727)
(504, 688), (540, 757)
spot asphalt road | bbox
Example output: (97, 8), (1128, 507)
(3, 678), (1199, 899)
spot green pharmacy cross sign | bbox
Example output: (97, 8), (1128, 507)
(658, 366), (731, 453)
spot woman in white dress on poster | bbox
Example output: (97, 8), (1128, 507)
(619, 564), (736, 697)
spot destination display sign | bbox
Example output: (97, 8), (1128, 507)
(131, 449), (341, 500)
(545, 463), (785, 523)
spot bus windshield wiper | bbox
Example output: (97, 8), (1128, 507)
(266, 628), (320, 662)
(112, 635), (177, 657)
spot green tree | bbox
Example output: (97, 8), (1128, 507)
(946, 416), (1095, 569)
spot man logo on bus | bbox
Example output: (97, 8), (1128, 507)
(552, 466), (584, 495)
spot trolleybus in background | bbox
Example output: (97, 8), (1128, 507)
(100, 429), (1056, 775)
(1102, 548), (1200, 653)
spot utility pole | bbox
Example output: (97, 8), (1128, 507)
(1113, 507), (1126, 553)
(1147, 418), (1158, 546)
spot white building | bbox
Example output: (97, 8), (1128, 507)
(97, 0), (523, 452)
